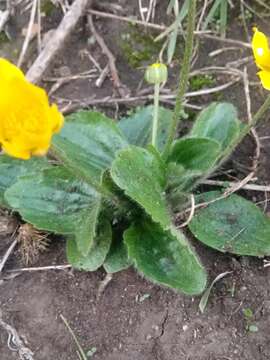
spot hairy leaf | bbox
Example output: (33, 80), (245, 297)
(53, 111), (128, 184)
(0, 155), (49, 207)
(67, 220), (112, 271)
(5, 166), (101, 255)
(104, 238), (131, 273)
(125, 219), (207, 294)
(189, 191), (270, 256)
(169, 137), (221, 172)
(118, 106), (172, 151)
(111, 146), (171, 229)
(190, 102), (240, 150)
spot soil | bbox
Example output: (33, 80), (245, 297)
(1, 1), (270, 360)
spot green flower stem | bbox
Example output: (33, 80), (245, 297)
(219, 93), (270, 162)
(152, 83), (160, 147)
(163, 0), (197, 160)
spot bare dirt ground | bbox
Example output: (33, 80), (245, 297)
(1, 1), (270, 359)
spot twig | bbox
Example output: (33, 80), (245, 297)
(6, 264), (72, 273)
(95, 63), (109, 87)
(0, 309), (34, 360)
(87, 14), (128, 97)
(56, 78), (239, 112)
(0, 10), (9, 32)
(17, 0), (38, 67)
(202, 180), (270, 192)
(199, 33), (251, 48)
(26, 0), (91, 83)
(89, 8), (211, 35)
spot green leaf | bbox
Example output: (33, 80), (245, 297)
(190, 102), (240, 150)
(5, 166), (101, 255)
(169, 138), (221, 172)
(52, 111), (128, 184)
(103, 235), (131, 273)
(0, 155), (49, 207)
(118, 106), (172, 152)
(124, 219), (207, 294)
(67, 220), (112, 271)
(111, 146), (171, 229)
(189, 191), (270, 256)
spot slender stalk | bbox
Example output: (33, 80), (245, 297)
(220, 93), (270, 162)
(152, 83), (160, 147)
(163, 0), (197, 159)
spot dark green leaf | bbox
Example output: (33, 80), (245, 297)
(103, 238), (131, 273)
(124, 219), (207, 294)
(118, 106), (172, 152)
(111, 146), (171, 229)
(53, 111), (128, 184)
(189, 191), (270, 256)
(67, 220), (112, 271)
(5, 166), (101, 255)
(169, 137), (221, 172)
(0, 155), (49, 207)
(190, 102), (240, 150)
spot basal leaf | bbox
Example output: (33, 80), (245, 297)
(190, 102), (240, 150)
(169, 137), (221, 172)
(111, 146), (171, 229)
(52, 111), (128, 184)
(189, 191), (270, 256)
(103, 235), (131, 273)
(118, 105), (172, 151)
(124, 219), (207, 294)
(67, 220), (112, 271)
(0, 155), (49, 207)
(5, 166), (101, 255)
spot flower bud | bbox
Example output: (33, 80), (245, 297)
(145, 63), (168, 85)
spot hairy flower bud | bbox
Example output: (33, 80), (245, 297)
(145, 63), (168, 85)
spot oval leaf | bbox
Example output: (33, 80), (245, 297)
(124, 219), (207, 294)
(169, 137), (221, 172)
(118, 105), (173, 151)
(111, 146), (171, 229)
(0, 155), (49, 207)
(67, 220), (112, 271)
(190, 102), (240, 150)
(53, 111), (128, 184)
(104, 238), (131, 273)
(189, 191), (270, 256)
(5, 167), (101, 255)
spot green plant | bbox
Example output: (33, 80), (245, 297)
(1, 0), (270, 295)
(243, 308), (258, 332)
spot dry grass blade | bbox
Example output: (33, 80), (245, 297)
(199, 271), (232, 313)
(60, 314), (88, 360)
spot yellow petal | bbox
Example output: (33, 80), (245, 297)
(258, 70), (270, 90)
(0, 58), (25, 81)
(50, 104), (64, 133)
(0, 58), (64, 160)
(1, 140), (31, 160)
(252, 28), (270, 71)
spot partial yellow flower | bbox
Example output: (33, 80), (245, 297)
(252, 28), (270, 90)
(0, 58), (64, 160)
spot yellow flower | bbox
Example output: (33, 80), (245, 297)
(252, 28), (270, 90)
(0, 58), (63, 160)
